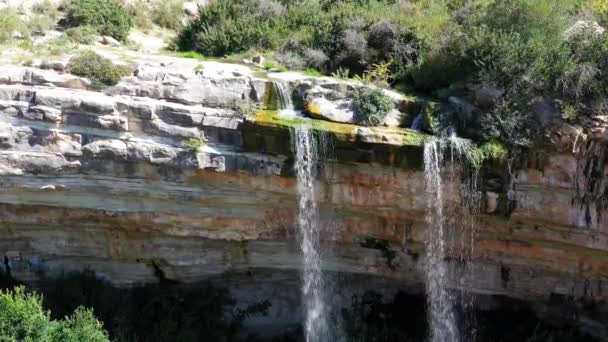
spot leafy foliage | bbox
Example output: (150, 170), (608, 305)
(182, 137), (207, 153)
(152, 0), (185, 31)
(0, 8), (27, 43)
(352, 87), (393, 126)
(65, 0), (132, 42)
(38, 271), (271, 342)
(0, 286), (109, 342)
(65, 25), (98, 44)
(67, 51), (132, 87)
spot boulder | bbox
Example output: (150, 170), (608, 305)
(100, 36), (121, 47)
(590, 115), (608, 142)
(251, 56), (265, 66)
(83, 139), (128, 160)
(184, 1), (199, 16)
(565, 21), (605, 39)
(306, 97), (355, 124)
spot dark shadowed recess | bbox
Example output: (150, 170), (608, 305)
(0, 270), (602, 342)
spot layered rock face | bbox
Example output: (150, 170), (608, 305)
(0, 58), (606, 332)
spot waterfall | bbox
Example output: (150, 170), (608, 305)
(293, 126), (329, 342)
(411, 111), (424, 131)
(274, 82), (299, 118)
(423, 135), (478, 342)
(424, 139), (459, 342)
(274, 80), (329, 341)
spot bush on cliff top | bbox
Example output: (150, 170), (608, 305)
(352, 87), (393, 126)
(64, 0), (132, 42)
(175, 0), (608, 148)
(66, 51), (132, 87)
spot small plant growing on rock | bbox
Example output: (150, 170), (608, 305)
(66, 51), (132, 87)
(235, 98), (260, 117)
(182, 136), (207, 153)
(351, 87), (393, 126)
(64, 0), (132, 42)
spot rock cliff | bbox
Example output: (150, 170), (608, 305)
(0, 55), (606, 334)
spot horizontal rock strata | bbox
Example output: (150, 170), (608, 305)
(0, 62), (606, 334)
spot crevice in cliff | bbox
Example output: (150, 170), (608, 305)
(2, 255), (13, 282)
(150, 261), (178, 285)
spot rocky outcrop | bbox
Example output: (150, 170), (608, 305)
(0, 59), (606, 334)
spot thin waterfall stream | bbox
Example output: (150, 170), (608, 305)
(424, 135), (479, 342)
(274, 81), (329, 341)
(424, 139), (459, 342)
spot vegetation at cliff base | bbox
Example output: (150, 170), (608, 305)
(0, 286), (109, 341)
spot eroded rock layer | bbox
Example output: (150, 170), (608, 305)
(0, 60), (606, 333)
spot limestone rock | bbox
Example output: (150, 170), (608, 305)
(184, 1), (199, 16)
(591, 115), (608, 142)
(83, 139), (128, 159)
(251, 55), (265, 66)
(565, 20), (606, 39)
(306, 97), (355, 123)
(100, 36), (122, 47)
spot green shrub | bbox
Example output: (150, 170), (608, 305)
(182, 137), (207, 153)
(27, 14), (56, 35)
(152, 0), (185, 31)
(235, 98), (259, 116)
(33, 0), (61, 18)
(0, 8), (27, 43)
(40, 35), (76, 57)
(128, 1), (154, 31)
(478, 98), (539, 147)
(0, 286), (109, 342)
(176, 50), (207, 60)
(66, 51), (132, 87)
(351, 87), (393, 126)
(64, 0), (132, 42)
(65, 25), (98, 44)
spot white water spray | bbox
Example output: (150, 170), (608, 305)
(274, 80), (329, 341)
(293, 126), (329, 342)
(423, 134), (481, 342)
(424, 139), (460, 342)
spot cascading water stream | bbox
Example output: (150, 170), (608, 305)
(274, 80), (329, 341)
(423, 135), (478, 342)
(274, 82), (299, 118)
(293, 126), (329, 342)
(424, 139), (459, 342)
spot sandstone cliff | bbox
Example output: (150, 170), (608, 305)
(0, 54), (606, 334)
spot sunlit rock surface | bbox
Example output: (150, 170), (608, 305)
(0, 60), (606, 335)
